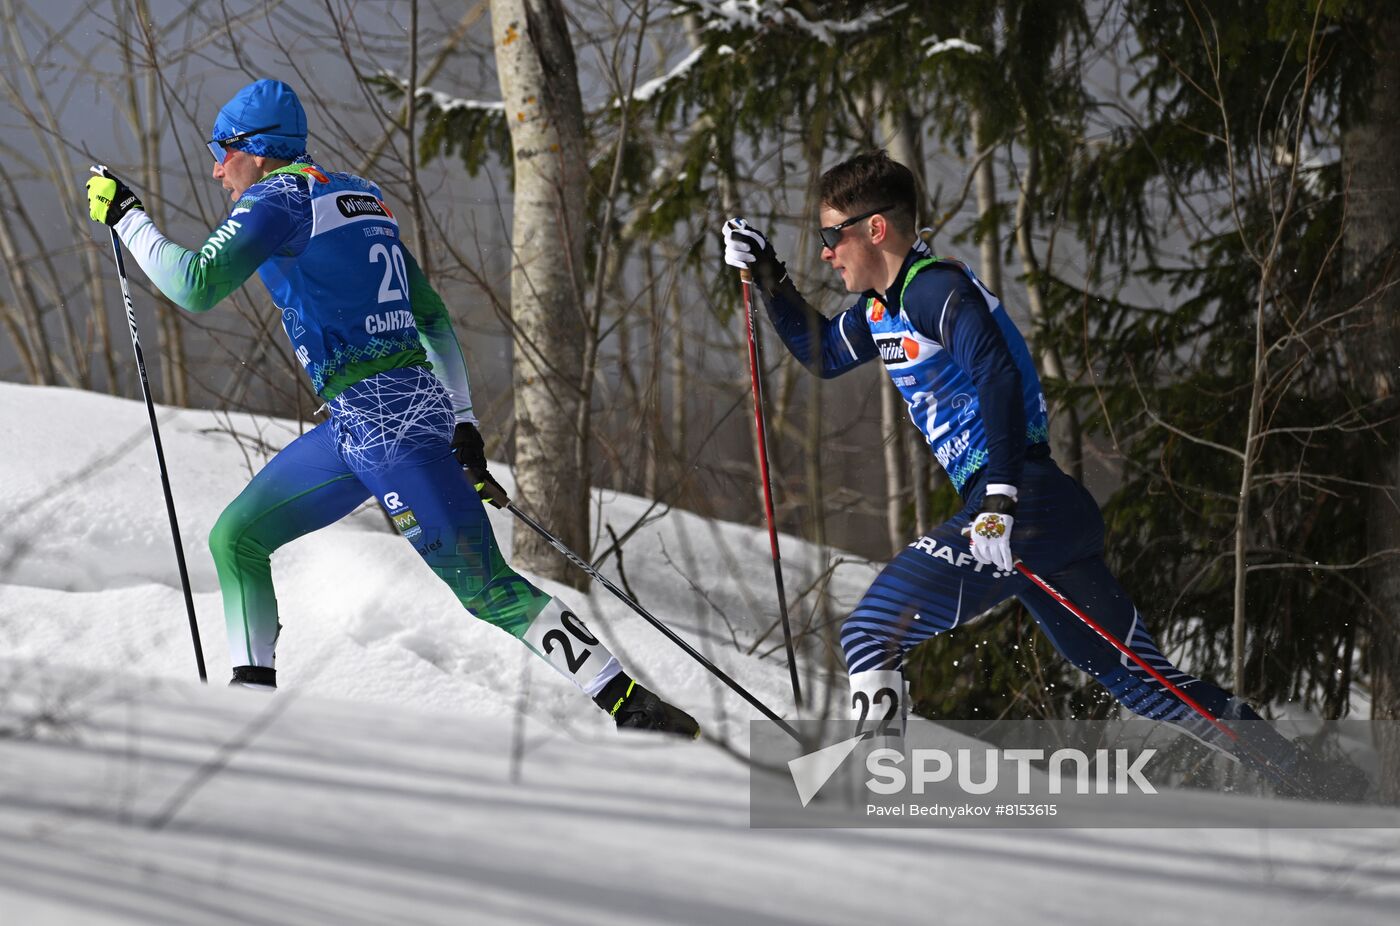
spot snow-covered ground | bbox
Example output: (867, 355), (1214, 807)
(1, 381), (1398, 925)
(0, 381), (872, 732)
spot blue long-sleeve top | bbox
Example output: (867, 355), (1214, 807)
(758, 241), (1050, 495)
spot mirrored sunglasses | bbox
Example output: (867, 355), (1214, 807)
(207, 124), (280, 163)
(819, 204), (894, 250)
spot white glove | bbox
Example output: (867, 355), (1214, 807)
(722, 217), (769, 272)
(968, 510), (1016, 573)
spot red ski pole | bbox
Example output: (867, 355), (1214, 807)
(1015, 560), (1333, 795)
(1014, 561), (1236, 741)
(741, 268), (803, 709)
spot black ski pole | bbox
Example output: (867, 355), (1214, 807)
(105, 224), (207, 682)
(506, 503), (800, 742)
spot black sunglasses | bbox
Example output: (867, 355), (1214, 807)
(207, 124), (281, 162)
(819, 204), (894, 249)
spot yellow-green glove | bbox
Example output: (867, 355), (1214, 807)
(86, 165), (143, 226)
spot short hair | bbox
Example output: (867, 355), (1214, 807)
(819, 150), (917, 234)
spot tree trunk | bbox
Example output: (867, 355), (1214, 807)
(1231, 274), (1268, 700)
(1014, 145), (1082, 481)
(131, 3), (187, 406)
(881, 379), (907, 554)
(1341, 8), (1400, 802)
(969, 108), (1003, 295)
(405, 0), (433, 278)
(491, 0), (590, 589)
(0, 197), (53, 385)
(642, 245), (660, 500)
(670, 263), (687, 506)
(880, 98), (932, 536)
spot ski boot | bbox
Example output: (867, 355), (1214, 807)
(594, 673), (699, 739)
(229, 666), (277, 691)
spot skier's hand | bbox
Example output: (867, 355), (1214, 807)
(965, 491), (1017, 573)
(451, 422), (509, 509)
(86, 165), (143, 226)
(467, 467), (510, 509)
(722, 218), (787, 293)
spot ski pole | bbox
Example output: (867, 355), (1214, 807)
(739, 267), (803, 709)
(1014, 560), (1328, 795)
(506, 502), (801, 742)
(105, 224), (207, 683)
(1013, 561), (1234, 740)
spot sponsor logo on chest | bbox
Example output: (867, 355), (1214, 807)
(875, 334), (927, 365)
(869, 300), (937, 368)
(311, 190), (399, 238)
(336, 193), (391, 219)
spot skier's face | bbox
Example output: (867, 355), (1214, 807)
(211, 148), (265, 203)
(819, 204), (884, 293)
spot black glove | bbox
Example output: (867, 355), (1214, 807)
(722, 218), (790, 295)
(451, 422), (509, 509)
(86, 165), (144, 227)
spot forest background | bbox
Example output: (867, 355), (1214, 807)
(2, 0), (1397, 797)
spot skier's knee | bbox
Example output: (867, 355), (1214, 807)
(208, 510), (237, 564)
(208, 507), (266, 573)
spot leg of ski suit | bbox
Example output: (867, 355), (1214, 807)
(840, 457), (1297, 772)
(208, 368), (621, 694)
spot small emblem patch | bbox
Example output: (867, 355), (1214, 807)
(391, 508), (423, 540)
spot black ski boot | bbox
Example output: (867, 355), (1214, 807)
(229, 666), (277, 691)
(594, 673), (699, 739)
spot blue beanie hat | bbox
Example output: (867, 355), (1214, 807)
(211, 78), (308, 160)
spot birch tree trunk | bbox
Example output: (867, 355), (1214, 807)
(969, 108), (1003, 296)
(0, 196), (52, 385)
(491, 0), (590, 589)
(130, 3), (187, 406)
(880, 98), (932, 536)
(1341, 7), (1400, 802)
(1014, 145), (1082, 482)
(880, 380), (907, 554)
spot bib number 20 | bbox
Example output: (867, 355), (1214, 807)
(525, 602), (611, 686)
(542, 611), (598, 674)
(369, 243), (410, 304)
